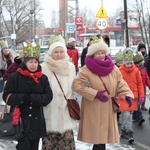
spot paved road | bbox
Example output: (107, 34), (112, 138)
(0, 91), (150, 149)
(0, 130), (150, 150)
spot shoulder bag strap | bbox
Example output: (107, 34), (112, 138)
(1, 93), (12, 118)
(53, 72), (68, 101)
(99, 76), (120, 110)
(99, 76), (110, 95)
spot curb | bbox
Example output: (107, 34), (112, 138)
(120, 138), (150, 150)
(134, 141), (150, 150)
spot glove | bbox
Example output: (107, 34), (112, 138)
(95, 90), (108, 102)
(125, 96), (133, 107)
(139, 98), (145, 105)
(23, 94), (31, 104)
(12, 107), (21, 125)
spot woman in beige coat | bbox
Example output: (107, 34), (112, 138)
(73, 40), (134, 150)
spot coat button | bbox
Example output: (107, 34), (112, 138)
(29, 114), (32, 117)
(29, 106), (32, 109)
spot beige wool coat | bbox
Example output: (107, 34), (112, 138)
(73, 65), (134, 144)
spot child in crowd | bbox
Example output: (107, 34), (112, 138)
(114, 51), (123, 125)
(133, 51), (150, 124)
(118, 48), (145, 144)
(115, 51), (123, 68)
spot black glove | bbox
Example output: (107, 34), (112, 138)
(23, 94), (31, 104)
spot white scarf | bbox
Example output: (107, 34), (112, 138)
(44, 53), (70, 76)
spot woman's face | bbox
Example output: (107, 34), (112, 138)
(26, 58), (38, 72)
(2, 47), (9, 55)
(52, 47), (65, 60)
(93, 50), (106, 60)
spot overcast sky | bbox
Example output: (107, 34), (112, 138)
(39, 0), (124, 27)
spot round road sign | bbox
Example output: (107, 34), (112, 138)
(96, 19), (107, 30)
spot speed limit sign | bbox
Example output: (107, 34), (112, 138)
(96, 19), (108, 30)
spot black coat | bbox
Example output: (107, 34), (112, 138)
(3, 63), (53, 140)
(81, 47), (88, 67)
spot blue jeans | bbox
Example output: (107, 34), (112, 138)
(133, 102), (143, 121)
(0, 79), (4, 93)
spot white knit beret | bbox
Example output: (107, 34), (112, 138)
(87, 41), (109, 56)
(47, 42), (67, 55)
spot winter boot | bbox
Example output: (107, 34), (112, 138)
(93, 144), (99, 150)
(99, 144), (106, 150)
(138, 117), (145, 126)
(93, 144), (106, 150)
(120, 129), (128, 139)
(127, 131), (134, 144)
(149, 108), (150, 115)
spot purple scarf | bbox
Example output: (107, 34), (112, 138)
(85, 56), (114, 76)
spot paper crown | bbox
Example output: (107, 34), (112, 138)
(0, 40), (8, 48)
(122, 48), (134, 62)
(115, 51), (123, 63)
(89, 35), (103, 45)
(22, 42), (40, 58)
(88, 38), (94, 46)
(48, 35), (65, 46)
(133, 51), (144, 64)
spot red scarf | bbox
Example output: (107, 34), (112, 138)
(17, 68), (42, 83)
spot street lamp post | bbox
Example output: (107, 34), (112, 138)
(64, 0), (67, 40)
(34, 0), (36, 42)
(12, 0), (16, 50)
(124, 0), (129, 47)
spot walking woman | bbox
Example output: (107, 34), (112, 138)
(73, 38), (134, 150)
(0, 45), (13, 105)
(41, 35), (77, 150)
(2, 42), (53, 150)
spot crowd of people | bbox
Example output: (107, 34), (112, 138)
(0, 35), (150, 150)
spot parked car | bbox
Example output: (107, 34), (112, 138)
(39, 46), (49, 63)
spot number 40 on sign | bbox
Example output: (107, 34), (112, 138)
(96, 19), (108, 30)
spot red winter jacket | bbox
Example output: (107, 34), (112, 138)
(118, 64), (144, 111)
(137, 65), (150, 93)
(3, 57), (22, 81)
(67, 47), (79, 71)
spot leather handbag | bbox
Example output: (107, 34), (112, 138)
(99, 76), (120, 112)
(53, 72), (80, 120)
(0, 94), (24, 141)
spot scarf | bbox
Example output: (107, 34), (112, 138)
(17, 68), (42, 83)
(44, 53), (70, 76)
(85, 56), (114, 76)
